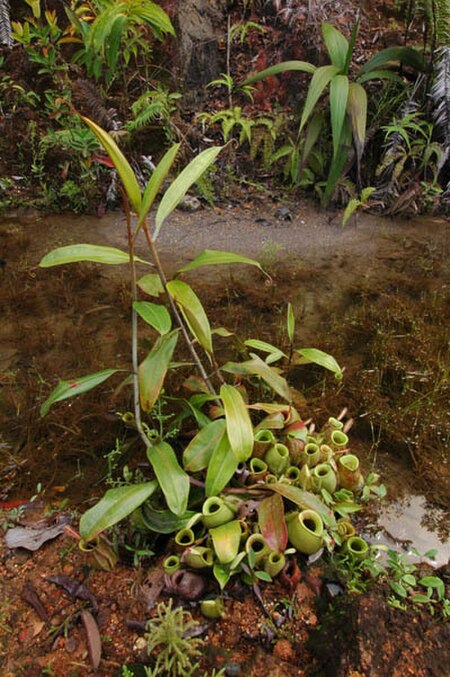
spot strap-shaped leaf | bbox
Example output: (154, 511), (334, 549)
(294, 347), (343, 380)
(220, 384), (254, 462)
(136, 143), (180, 232)
(243, 60), (316, 85)
(347, 82), (367, 164)
(322, 23), (348, 71)
(222, 353), (292, 402)
(40, 244), (149, 267)
(81, 116), (142, 213)
(357, 46), (427, 76)
(267, 483), (336, 527)
(79, 482), (158, 542)
(40, 369), (119, 417)
(183, 418), (227, 472)
(177, 249), (266, 277)
(141, 503), (197, 534)
(155, 146), (222, 239)
(139, 331), (179, 411)
(299, 65), (340, 134)
(205, 432), (239, 496)
(244, 339), (286, 364)
(133, 301), (171, 335)
(167, 280), (212, 354)
(330, 74), (349, 158)
(147, 441), (190, 516)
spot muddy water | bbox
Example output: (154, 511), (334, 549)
(1, 203), (449, 556)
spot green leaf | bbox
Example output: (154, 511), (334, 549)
(347, 82), (367, 165)
(155, 146), (222, 238)
(220, 384), (254, 462)
(209, 520), (241, 564)
(133, 301), (172, 335)
(183, 418), (227, 472)
(81, 116), (142, 213)
(79, 482), (158, 542)
(147, 441), (190, 515)
(137, 273), (164, 297)
(166, 280), (212, 355)
(390, 581), (408, 598)
(356, 69), (405, 85)
(402, 574), (417, 587)
(258, 493), (288, 552)
(287, 303), (295, 342)
(205, 432), (239, 496)
(299, 65), (340, 134)
(136, 143), (180, 231)
(267, 483), (336, 526)
(322, 23), (348, 71)
(330, 75), (349, 158)
(213, 563), (232, 590)
(419, 577), (445, 598)
(243, 60), (316, 85)
(222, 354), (292, 401)
(294, 348), (343, 380)
(244, 339), (286, 364)
(357, 47), (427, 76)
(411, 594), (432, 604)
(300, 112), (324, 167)
(342, 197), (360, 226)
(139, 331), (179, 411)
(177, 249), (266, 277)
(140, 503), (197, 534)
(40, 369), (119, 417)
(39, 244), (148, 267)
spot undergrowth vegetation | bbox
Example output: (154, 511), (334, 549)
(0, 0), (449, 214)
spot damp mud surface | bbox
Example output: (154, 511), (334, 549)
(0, 200), (449, 675)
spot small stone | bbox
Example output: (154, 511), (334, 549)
(273, 638), (295, 662)
(177, 195), (202, 212)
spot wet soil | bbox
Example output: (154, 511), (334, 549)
(0, 199), (449, 675)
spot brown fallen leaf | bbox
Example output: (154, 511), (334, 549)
(81, 609), (102, 670)
(21, 580), (49, 622)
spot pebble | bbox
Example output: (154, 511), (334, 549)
(273, 638), (295, 662)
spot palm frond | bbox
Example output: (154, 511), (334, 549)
(431, 47), (450, 173)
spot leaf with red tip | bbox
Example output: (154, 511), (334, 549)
(258, 493), (288, 552)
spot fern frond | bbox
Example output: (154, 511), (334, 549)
(0, 0), (12, 47)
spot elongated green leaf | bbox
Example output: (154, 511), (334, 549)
(137, 273), (164, 297)
(243, 60), (316, 85)
(244, 339), (286, 364)
(222, 353), (292, 402)
(220, 384), (254, 462)
(40, 368), (119, 417)
(330, 75), (349, 158)
(299, 65), (340, 133)
(140, 503), (197, 534)
(147, 441), (190, 515)
(133, 301), (171, 335)
(39, 244), (148, 267)
(139, 331), (179, 411)
(300, 112), (324, 167)
(81, 116), (142, 213)
(205, 432), (239, 496)
(268, 483), (336, 526)
(177, 249), (266, 277)
(322, 23), (348, 71)
(136, 143), (180, 231)
(347, 82), (367, 164)
(79, 482), (158, 542)
(166, 280), (212, 355)
(294, 348), (343, 380)
(357, 47), (427, 76)
(356, 69), (405, 85)
(258, 493), (288, 552)
(155, 147), (222, 238)
(287, 303), (295, 342)
(322, 117), (352, 206)
(183, 418), (227, 472)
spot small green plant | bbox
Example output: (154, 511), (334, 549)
(244, 21), (426, 204)
(342, 186), (376, 225)
(144, 599), (204, 677)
